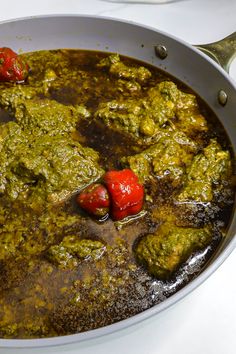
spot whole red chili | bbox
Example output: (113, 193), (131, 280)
(76, 183), (110, 218)
(103, 169), (144, 221)
(0, 47), (29, 82)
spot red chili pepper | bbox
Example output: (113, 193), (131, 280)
(104, 169), (144, 221)
(0, 47), (29, 82)
(76, 183), (110, 218)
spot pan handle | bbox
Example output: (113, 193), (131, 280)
(195, 32), (236, 73)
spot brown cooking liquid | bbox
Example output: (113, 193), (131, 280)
(0, 50), (234, 338)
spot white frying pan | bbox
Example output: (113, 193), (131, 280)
(0, 15), (235, 348)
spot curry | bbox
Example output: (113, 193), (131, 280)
(0, 49), (234, 338)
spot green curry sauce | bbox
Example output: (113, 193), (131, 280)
(0, 50), (234, 338)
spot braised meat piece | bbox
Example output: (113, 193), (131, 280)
(135, 222), (212, 279)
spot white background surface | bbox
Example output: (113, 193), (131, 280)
(0, 1), (235, 354)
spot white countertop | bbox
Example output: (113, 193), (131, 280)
(0, 1), (235, 354)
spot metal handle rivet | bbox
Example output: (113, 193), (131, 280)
(154, 45), (168, 60)
(218, 90), (228, 106)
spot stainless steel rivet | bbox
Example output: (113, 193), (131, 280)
(154, 45), (168, 60)
(218, 90), (228, 106)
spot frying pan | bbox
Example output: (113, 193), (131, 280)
(0, 14), (235, 348)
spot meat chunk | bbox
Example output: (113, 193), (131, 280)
(177, 139), (232, 202)
(135, 222), (212, 279)
(121, 131), (197, 186)
(0, 122), (104, 204)
(97, 53), (151, 84)
(0, 85), (38, 113)
(47, 236), (106, 268)
(14, 98), (90, 137)
(95, 81), (208, 145)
